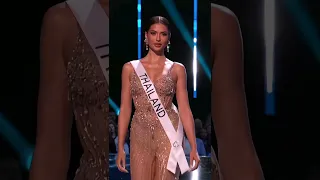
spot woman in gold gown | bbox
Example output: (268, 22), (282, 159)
(116, 16), (200, 180)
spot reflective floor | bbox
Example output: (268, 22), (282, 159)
(109, 154), (212, 180)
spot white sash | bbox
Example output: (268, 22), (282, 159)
(66, 0), (109, 84)
(130, 60), (190, 174)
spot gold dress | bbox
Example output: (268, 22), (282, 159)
(129, 63), (180, 180)
(66, 26), (109, 180)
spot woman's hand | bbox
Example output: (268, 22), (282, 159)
(189, 149), (200, 171)
(116, 149), (128, 173)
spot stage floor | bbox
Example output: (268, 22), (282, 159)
(109, 155), (212, 180)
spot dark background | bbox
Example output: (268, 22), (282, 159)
(212, 0), (320, 179)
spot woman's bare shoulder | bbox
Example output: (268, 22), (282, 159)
(165, 59), (183, 68)
(211, 3), (237, 19)
(42, 2), (76, 31)
(122, 61), (135, 74)
(172, 62), (185, 70)
(210, 3), (239, 29)
(169, 61), (185, 77)
(211, 3), (241, 44)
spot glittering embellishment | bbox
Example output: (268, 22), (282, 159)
(66, 27), (109, 180)
(129, 65), (180, 180)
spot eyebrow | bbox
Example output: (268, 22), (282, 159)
(149, 30), (168, 33)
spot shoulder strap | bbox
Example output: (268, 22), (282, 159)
(167, 60), (175, 74)
(66, 0), (109, 83)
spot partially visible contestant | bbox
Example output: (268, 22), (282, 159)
(30, 0), (110, 179)
(116, 16), (200, 180)
(211, 3), (265, 180)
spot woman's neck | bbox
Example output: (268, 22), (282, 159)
(145, 50), (166, 64)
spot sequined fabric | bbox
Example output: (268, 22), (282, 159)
(129, 63), (180, 180)
(66, 28), (109, 180)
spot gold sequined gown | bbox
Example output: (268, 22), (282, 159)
(66, 25), (109, 180)
(129, 64), (180, 180)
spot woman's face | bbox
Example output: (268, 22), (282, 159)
(145, 23), (170, 53)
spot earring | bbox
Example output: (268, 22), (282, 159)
(167, 41), (170, 53)
(144, 38), (148, 50)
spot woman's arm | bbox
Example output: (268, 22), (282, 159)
(29, 5), (73, 180)
(117, 63), (133, 152)
(174, 63), (197, 151)
(211, 4), (264, 180)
